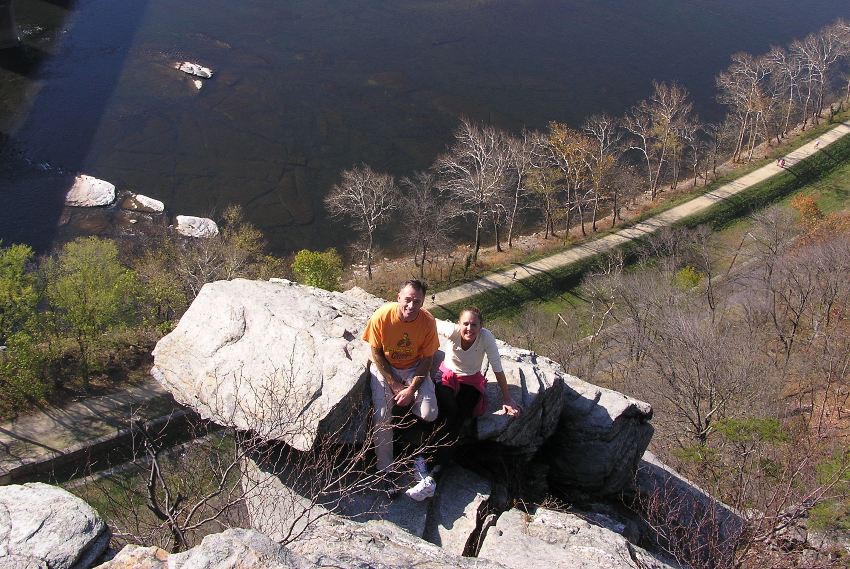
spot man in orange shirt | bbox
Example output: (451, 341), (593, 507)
(362, 279), (439, 485)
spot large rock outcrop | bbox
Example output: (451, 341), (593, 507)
(0, 482), (110, 569)
(289, 519), (508, 569)
(548, 383), (654, 496)
(151, 279), (380, 450)
(152, 279), (653, 494)
(634, 451), (745, 564)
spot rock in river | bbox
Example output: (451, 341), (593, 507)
(175, 215), (219, 238)
(64, 174), (116, 207)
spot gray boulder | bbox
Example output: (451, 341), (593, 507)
(64, 174), (116, 207)
(478, 507), (680, 569)
(174, 215), (219, 238)
(424, 466), (492, 555)
(95, 528), (310, 569)
(475, 346), (565, 457)
(289, 519), (507, 569)
(152, 279), (379, 450)
(547, 379), (654, 496)
(119, 193), (165, 213)
(0, 482), (110, 569)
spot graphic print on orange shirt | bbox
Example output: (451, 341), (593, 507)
(389, 333), (414, 362)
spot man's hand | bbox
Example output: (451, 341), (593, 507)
(393, 386), (416, 407)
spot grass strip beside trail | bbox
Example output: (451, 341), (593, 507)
(678, 132), (850, 230)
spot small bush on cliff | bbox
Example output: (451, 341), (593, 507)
(292, 248), (343, 291)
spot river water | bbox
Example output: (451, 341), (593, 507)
(1, 0), (848, 253)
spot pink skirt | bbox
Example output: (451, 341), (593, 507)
(439, 362), (488, 417)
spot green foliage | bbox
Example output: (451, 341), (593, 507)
(291, 248), (343, 291)
(133, 243), (188, 334)
(0, 243), (38, 343)
(803, 453), (850, 533)
(0, 331), (51, 413)
(714, 417), (789, 444)
(672, 443), (718, 465)
(45, 237), (140, 381)
(672, 265), (703, 290)
(810, 499), (850, 533)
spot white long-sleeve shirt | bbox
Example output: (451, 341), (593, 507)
(436, 320), (504, 375)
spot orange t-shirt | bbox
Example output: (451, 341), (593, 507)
(362, 303), (439, 369)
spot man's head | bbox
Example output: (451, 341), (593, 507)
(397, 279), (427, 322)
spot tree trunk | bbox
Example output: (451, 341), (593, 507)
(591, 191), (599, 233)
(473, 208), (483, 262)
(419, 241), (427, 279)
(578, 199), (587, 237)
(783, 84), (795, 137)
(507, 191), (520, 248)
(366, 231), (374, 280)
(611, 190), (619, 227)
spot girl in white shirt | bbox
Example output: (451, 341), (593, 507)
(406, 306), (520, 500)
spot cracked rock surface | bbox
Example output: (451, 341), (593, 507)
(95, 528), (311, 569)
(151, 279), (382, 450)
(0, 482), (109, 569)
(478, 507), (680, 569)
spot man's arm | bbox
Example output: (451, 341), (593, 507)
(393, 354), (433, 406)
(370, 345), (404, 394)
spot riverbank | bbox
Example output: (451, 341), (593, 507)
(347, 110), (850, 309)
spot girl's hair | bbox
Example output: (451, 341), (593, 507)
(459, 306), (483, 324)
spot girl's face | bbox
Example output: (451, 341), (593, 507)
(459, 311), (481, 344)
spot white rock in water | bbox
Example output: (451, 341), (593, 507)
(175, 215), (219, 238)
(135, 194), (164, 212)
(64, 174), (116, 207)
(122, 193), (165, 213)
(174, 61), (214, 78)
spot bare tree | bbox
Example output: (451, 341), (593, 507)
(504, 130), (538, 248)
(398, 171), (459, 278)
(792, 26), (845, 125)
(623, 81), (693, 198)
(547, 121), (594, 236)
(765, 46), (804, 138)
(324, 164), (398, 280)
(437, 118), (511, 261)
(716, 53), (772, 162)
(583, 114), (621, 231)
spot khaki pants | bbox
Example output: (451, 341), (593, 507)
(370, 363), (438, 471)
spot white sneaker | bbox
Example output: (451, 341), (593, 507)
(413, 455), (429, 480)
(405, 475), (436, 501)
